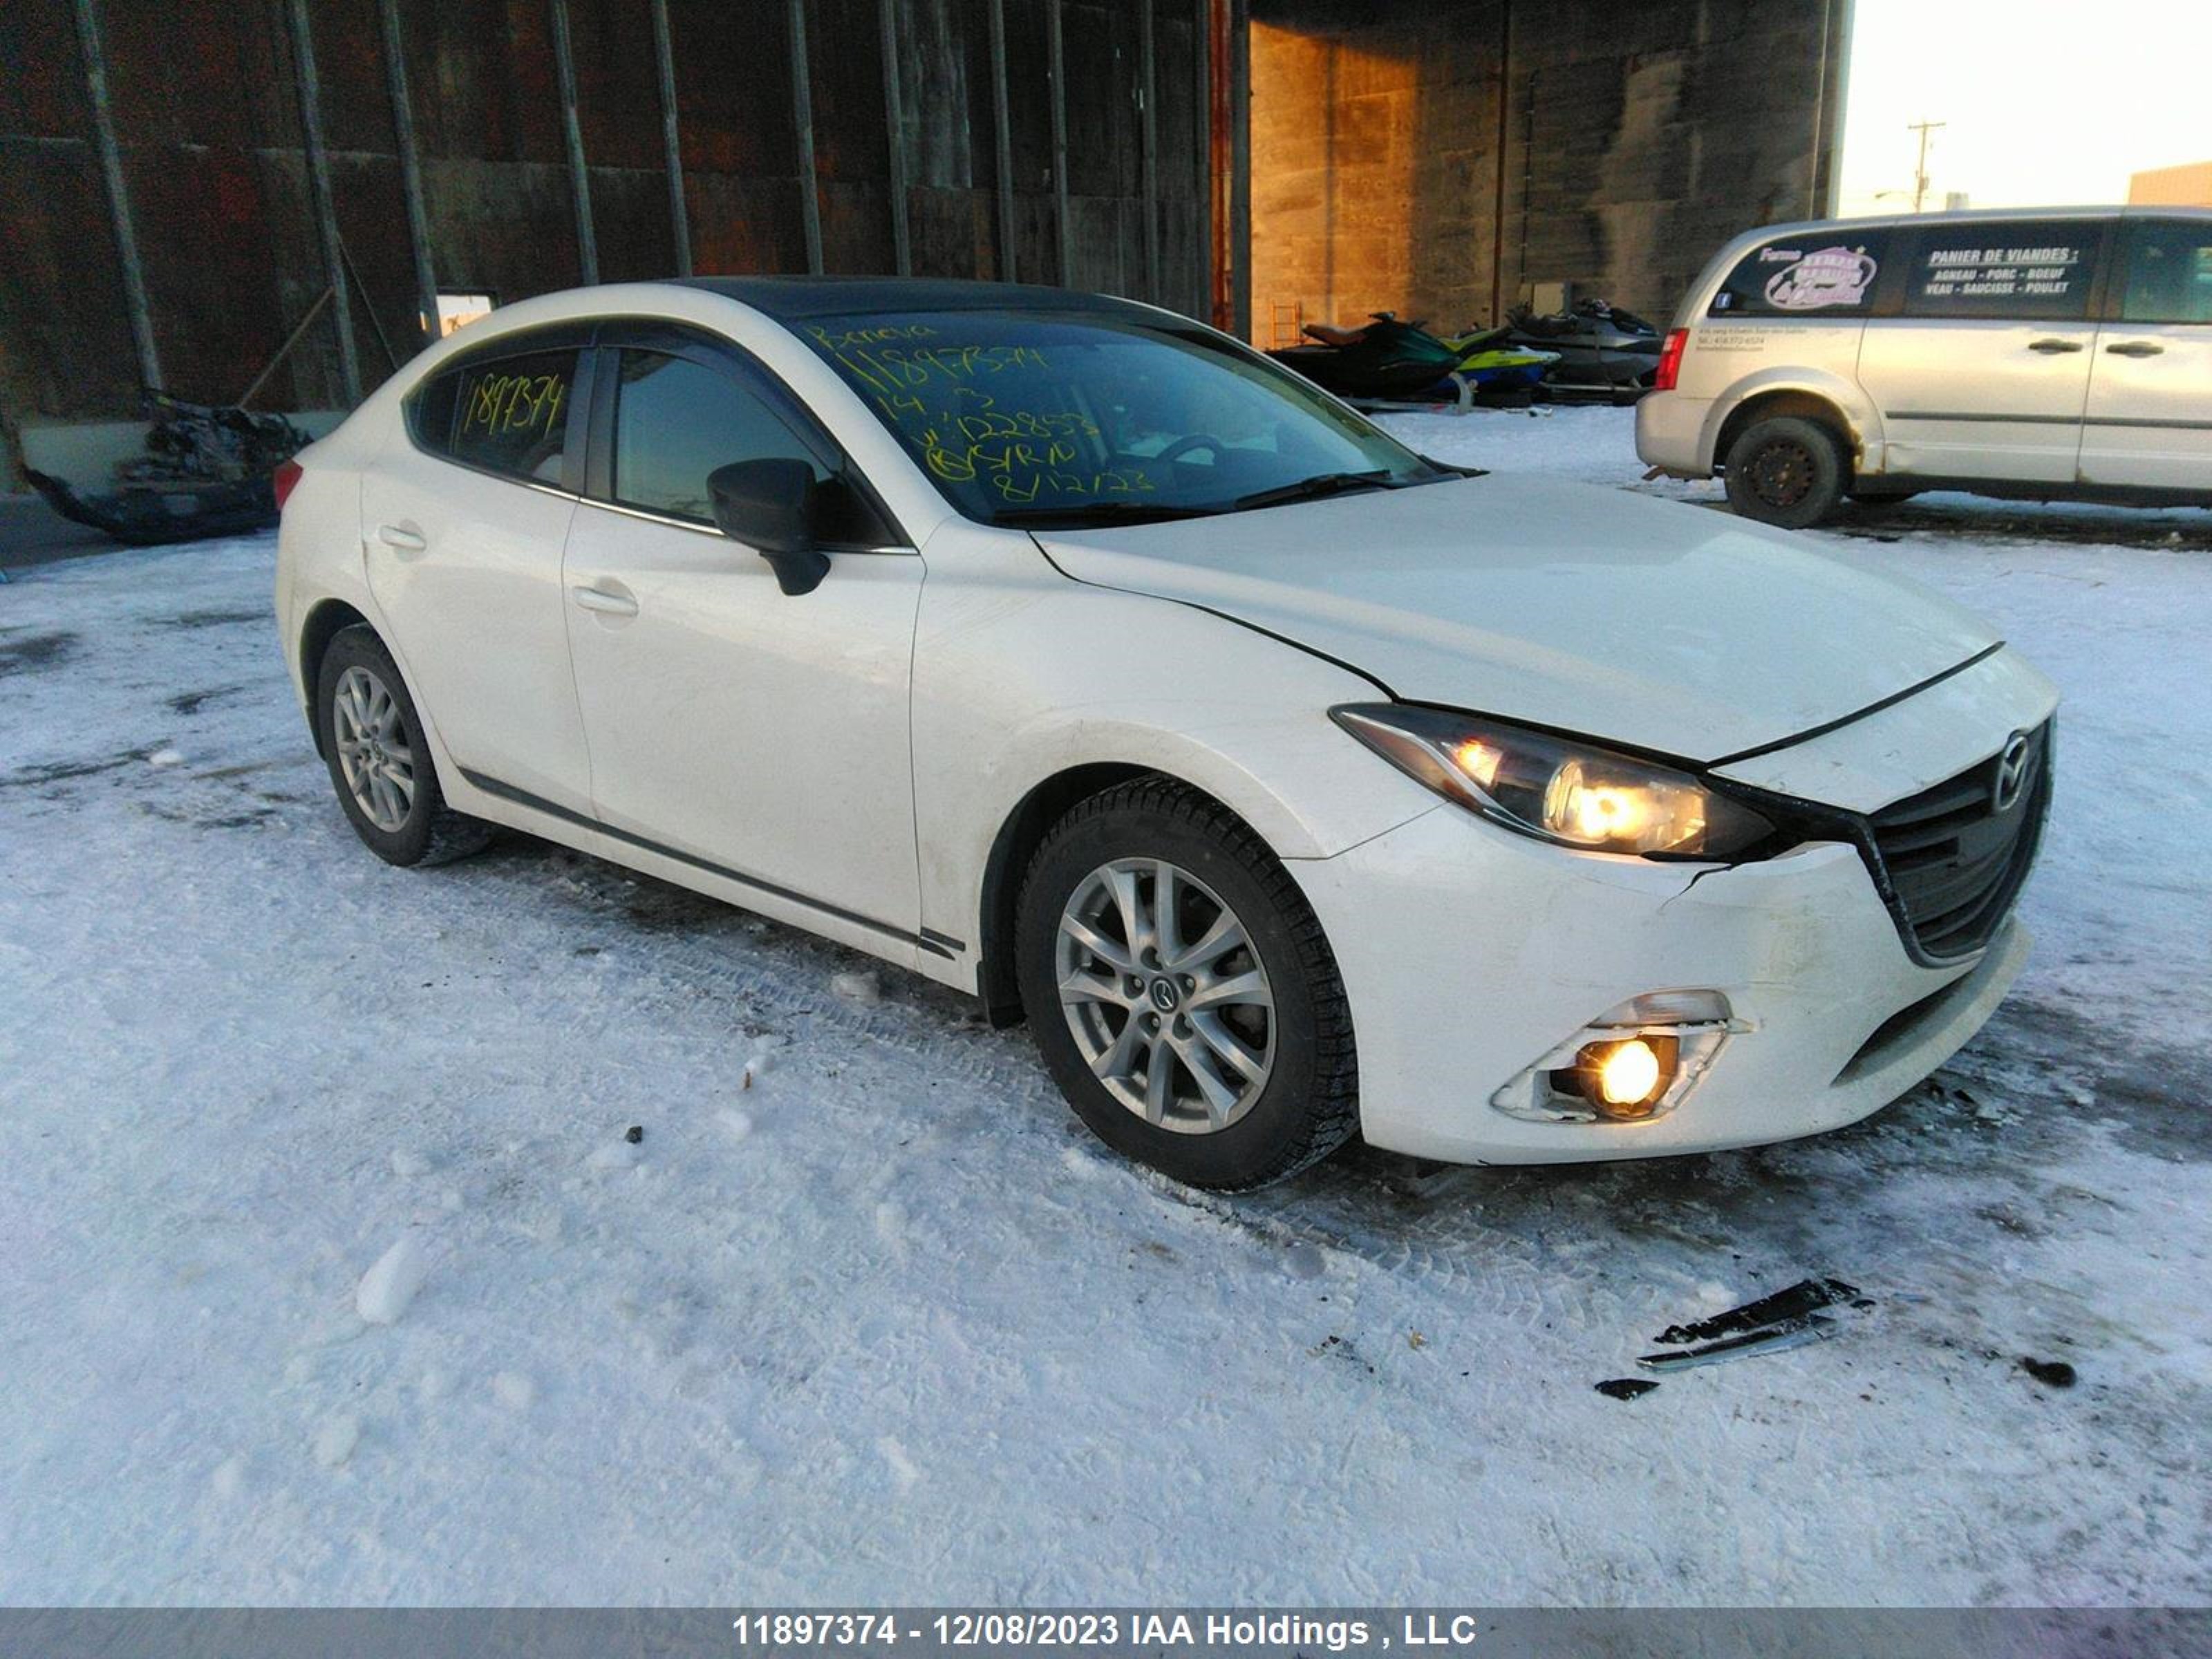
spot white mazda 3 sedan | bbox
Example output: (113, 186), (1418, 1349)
(274, 277), (2056, 1189)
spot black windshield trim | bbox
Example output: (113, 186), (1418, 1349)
(989, 503), (1226, 527)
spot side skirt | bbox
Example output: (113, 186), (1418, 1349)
(444, 765), (978, 992)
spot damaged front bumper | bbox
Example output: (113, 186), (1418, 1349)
(1291, 805), (2032, 1167)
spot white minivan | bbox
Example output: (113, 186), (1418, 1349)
(1638, 207), (2212, 526)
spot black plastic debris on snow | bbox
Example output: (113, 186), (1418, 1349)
(1653, 1277), (1863, 1345)
(1595, 1378), (1659, 1401)
(624, 1125), (644, 1144)
(1638, 1316), (1835, 1373)
(1635, 1277), (1867, 1374)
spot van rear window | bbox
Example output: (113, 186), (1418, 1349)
(1709, 233), (1888, 317)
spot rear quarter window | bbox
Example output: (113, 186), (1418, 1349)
(2117, 219), (2212, 324)
(1900, 221), (2100, 319)
(409, 348), (579, 483)
(1709, 232), (1889, 317)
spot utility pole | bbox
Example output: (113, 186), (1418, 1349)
(1906, 118), (1947, 213)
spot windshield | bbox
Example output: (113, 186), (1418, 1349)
(791, 308), (1443, 527)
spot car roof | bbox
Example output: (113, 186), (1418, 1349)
(674, 274), (1158, 322)
(1742, 204), (2211, 239)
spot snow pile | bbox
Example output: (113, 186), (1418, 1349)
(310, 1415), (360, 1469)
(354, 1235), (431, 1326)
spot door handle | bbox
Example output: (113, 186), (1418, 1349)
(2104, 340), (2164, 357)
(376, 523), (427, 552)
(2025, 338), (2083, 354)
(570, 584), (639, 618)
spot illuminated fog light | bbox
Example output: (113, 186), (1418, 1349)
(1597, 1039), (1662, 1104)
(1496, 1001), (1738, 1126)
(1569, 1035), (1680, 1119)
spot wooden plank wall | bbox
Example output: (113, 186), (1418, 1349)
(1248, 0), (1848, 338)
(0, 0), (1215, 481)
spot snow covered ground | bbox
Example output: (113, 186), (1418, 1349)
(1, 406), (2207, 1606)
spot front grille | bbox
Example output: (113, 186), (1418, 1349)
(1868, 721), (2051, 962)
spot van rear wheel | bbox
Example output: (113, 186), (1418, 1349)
(1723, 415), (1845, 529)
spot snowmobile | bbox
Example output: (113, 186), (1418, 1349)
(1268, 312), (1465, 403)
(25, 391), (310, 545)
(1502, 298), (1665, 399)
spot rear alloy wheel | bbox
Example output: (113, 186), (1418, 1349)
(1017, 778), (1358, 1190)
(1723, 415), (1846, 529)
(333, 664), (415, 833)
(316, 625), (491, 868)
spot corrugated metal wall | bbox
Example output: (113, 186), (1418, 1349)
(0, 0), (1216, 480)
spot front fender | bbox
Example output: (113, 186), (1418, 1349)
(910, 527), (1441, 960)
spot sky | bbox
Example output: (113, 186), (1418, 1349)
(1836, 0), (2212, 215)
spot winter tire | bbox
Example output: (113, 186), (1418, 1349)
(317, 625), (491, 868)
(1015, 778), (1358, 1190)
(1724, 415), (1846, 529)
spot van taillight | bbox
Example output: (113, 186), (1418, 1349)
(272, 458), (304, 512)
(1654, 328), (1688, 393)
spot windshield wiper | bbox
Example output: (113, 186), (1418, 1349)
(1225, 470), (1404, 512)
(991, 500), (1221, 528)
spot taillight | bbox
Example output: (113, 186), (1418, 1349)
(272, 458), (304, 512)
(1653, 328), (1688, 393)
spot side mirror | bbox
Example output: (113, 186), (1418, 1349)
(708, 459), (832, 596)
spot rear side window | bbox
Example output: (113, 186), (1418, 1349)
(1901, 221), (2099, 319)
(1709, 232), (1889, 317)
(2117, 219), (2212, 324)
(410, 348), (579, 482)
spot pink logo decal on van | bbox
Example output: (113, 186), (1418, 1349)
(1763, 246), (1878, 311)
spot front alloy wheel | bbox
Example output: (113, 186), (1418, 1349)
(1056, 857), (1275, 1133)
(1017, 777), (1358, 1190)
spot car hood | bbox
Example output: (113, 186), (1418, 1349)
(1033, 474), (2001, 763)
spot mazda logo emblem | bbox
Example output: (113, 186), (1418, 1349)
(1991, 731), (2032, 814)
(1148, 977), (1181, 1013)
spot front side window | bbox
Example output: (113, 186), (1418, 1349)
(411, 348), (578, 482)
(610, 350), (835, 523)
(791, 309), (1442, 527)
(1709, 231), (1889, 317)
(1901, 221), (2099, 320)
(2118, 220), (2212, 324)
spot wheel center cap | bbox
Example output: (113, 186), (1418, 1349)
(1148, 977), (1181, 1013)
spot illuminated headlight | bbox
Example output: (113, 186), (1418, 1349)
(1331, 704), (1777, 859)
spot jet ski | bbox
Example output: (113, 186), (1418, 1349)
(1436, 326), (1559, 396)
(1502, 299), (1664, 397)
(1268, 313), (1465, 402)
